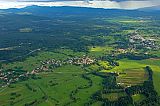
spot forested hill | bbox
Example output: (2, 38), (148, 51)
(1, 6), (160, 18)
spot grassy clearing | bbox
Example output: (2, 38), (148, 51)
(119, 20), (148, 23)
(19, 28), (32, 33)
(88, 46), (113, 58)
(90, 46), (112, 52)
(98, 61), (109, 68)
(132, 94), (146, 103)
(97, 60), (114, 71)
(105, 18), (149, 24)
(102, 59), (144, 73)
(88, 64), (100, 71)
(92, 101), (103, 106)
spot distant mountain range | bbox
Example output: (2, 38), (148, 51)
(138, 5), (160, 12)
(3, 4), (160, 12)
(1, 5), (160, 18)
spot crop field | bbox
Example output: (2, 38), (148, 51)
(116, 59), (160, 95)
(117, 68), (148, 87)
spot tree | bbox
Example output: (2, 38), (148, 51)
(0, 63), (2, 69)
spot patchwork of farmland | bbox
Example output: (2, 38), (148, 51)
(117, 68), (148, 87)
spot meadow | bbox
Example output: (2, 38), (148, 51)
(0, 65), (103, 106)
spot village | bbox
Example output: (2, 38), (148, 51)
(129, 32), (159, 50)
(0, 55), (95, 87)
(114, 31), (160, 55)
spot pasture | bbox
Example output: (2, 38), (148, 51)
(0, 65), (103, 106)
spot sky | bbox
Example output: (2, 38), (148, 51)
(0, 0), (160, 9)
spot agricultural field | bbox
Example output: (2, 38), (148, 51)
(0, 65), (103, 106)
(117, 68), (148, 87)
(101, 59), (160, 95)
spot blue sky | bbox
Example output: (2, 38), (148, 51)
(0, 0), (160, 9)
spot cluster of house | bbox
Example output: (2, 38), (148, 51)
(31, 59), (63, 74)
(31, 56), (95, 74)
(129, 32), (159, 49)
(0, 56), (95, 87)
(0, 69), (30, 87)
(66, 56), (95, 65)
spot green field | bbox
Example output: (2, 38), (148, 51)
(0, 65), (104, 106)
(110, 59), (160, 95)
(132, 94), (146, 103)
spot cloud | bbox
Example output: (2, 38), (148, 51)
(119, 0), (160, 9)
(0, 0), (159, 9)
